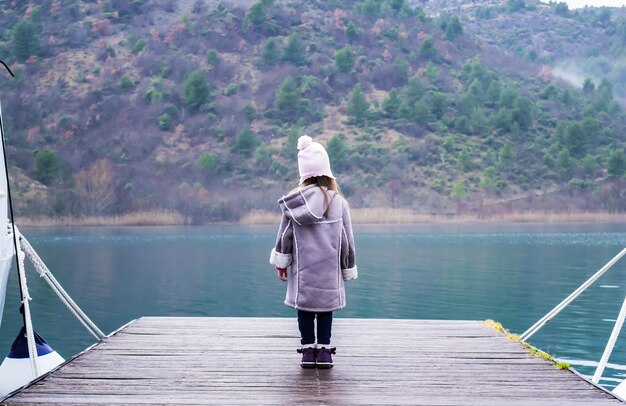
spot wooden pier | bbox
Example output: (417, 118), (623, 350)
(2, 317), (622, 405)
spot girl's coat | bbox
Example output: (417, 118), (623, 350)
(270, 184), (357, 312)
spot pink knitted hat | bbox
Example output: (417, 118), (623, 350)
(297, 135), (335, 184)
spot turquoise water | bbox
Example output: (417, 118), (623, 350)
(1, 223), (626, 389)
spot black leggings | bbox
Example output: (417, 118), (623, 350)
(297, 310), (333, 346)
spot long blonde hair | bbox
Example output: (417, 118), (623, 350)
(289, 176), (341, 215)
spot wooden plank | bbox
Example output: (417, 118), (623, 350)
(2, 317), (621, 405)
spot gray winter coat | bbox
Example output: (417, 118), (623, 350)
(269, 184), (357, 312)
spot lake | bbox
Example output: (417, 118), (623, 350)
(1, 223), (626, 390)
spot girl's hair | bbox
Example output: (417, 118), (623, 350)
(301, 176), (340, 194)
(289, 176), (341, 214)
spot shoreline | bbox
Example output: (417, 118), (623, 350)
(15, 209), (626, 227)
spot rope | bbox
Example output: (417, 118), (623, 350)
(18, 232), (106, 340)
(16, 242), (38, 378)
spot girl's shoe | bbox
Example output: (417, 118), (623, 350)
(316, 346), (336, 369)
(297, 346), (316, 368)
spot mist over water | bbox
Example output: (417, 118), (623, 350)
(0, 223), (625, 389)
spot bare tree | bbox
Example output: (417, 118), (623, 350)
(73, 159), (117, 215)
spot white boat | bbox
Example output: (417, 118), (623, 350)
(0, 61), (84, 398)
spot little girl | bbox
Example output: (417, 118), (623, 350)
(269, 135), (357, 369)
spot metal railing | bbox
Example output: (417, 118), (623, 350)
(520, 248), (626, 342)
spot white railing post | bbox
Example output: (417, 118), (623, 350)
(592, 296), (626, 384)
(520, 248), (626, 342)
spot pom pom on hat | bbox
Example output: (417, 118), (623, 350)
(297, 135), (313, 151)
(297, 135), (335, 184)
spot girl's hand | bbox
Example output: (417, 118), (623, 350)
(276, 266), (288, 282)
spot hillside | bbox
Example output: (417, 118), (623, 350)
(0, 0), (624, 223)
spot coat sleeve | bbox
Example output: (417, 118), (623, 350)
(340, 200), (358, 281)
(269, 213), (293, 269)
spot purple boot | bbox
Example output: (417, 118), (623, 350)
(297, 346), (316, 368)
(316, 346), (336, 369)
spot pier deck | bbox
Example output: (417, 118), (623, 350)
(2, 317), (621, 405)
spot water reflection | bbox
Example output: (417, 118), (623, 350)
(0, 223), (624, 389)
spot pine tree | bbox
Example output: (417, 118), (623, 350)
(419, 36), (436, 59)
(13, 20), (40, 62)
(184, 70), (211, 112)
(383, 90), (401, 118)
(231, 127), (260, 156)
(450, 180), (467, 200)
(430, 92), (448, 118)
(244, 1), (266, 28)
(345, 83), (370, 126)
(346, 21), (360, 42)
(33, 148), (63, 185)
(413, 99), (430, 124)
(275, 76), (301, 120)
(326, 134), (348, 171)
(444, 15), (463, 40)
(334, 46), (354, 73)
(607, 150), (626, 179)
(261, 38), (279, 65)
(282, 32), (308, 66)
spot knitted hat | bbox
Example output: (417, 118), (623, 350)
(297, 135), (335, 184)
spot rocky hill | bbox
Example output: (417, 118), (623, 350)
(0, 0), (624, 223)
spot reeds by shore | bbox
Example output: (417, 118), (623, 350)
(240, 208), (626, 225)
(16, 208), (626, 227)
(17, 210), (187, 227)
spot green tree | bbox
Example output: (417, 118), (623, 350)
(458, 149), (472, 170)
(455, 116), (471, 135)
(555, 2), (568, 16)
(34, 148), (63, 185)
(206, 49), (219, 65)
(493, 108), (513, 132)
(457, 93), (477, 118)
(184, 70), (211, 112)
(413, 99), (430, 124)
(326, 134), (348, 171)
(556, 147), (573, 179)
(486, 80), (501, 105)
(231, 127), (260, 156)
(244, 1), (266, 28)
(275, 76), (301, 120)
(581, 154), (598, 176)
(513, 97), (533, 130)
(607, 150), (626, 178)
(565, 122), (585, 157)
(346, 21), (360, 42)
(13, 20), (40, 62)
(470, 107), (489, 135)
(498, 144), (514, 166)
(282, 31), (308, 66)
(480, 166), (497, 191)
(498, 85), (519, 109)
(425, 61), (439, 84)
(430, 92), (448, 119)
(403, 76), (426, 105)
(243, 104), (257, 122)
(382, 90), (401, 118)
(345, 83), (370, 125)
(444, 15), (463, 40)
(261, 38), (279, 66)
(582, 78), (595, 94)
(450, 180), (467, 200)
(507, 0), (526, 12)
(334, 46), (354, 73)
(197, 153), (219, 175)
(419, 36), (436, 59)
